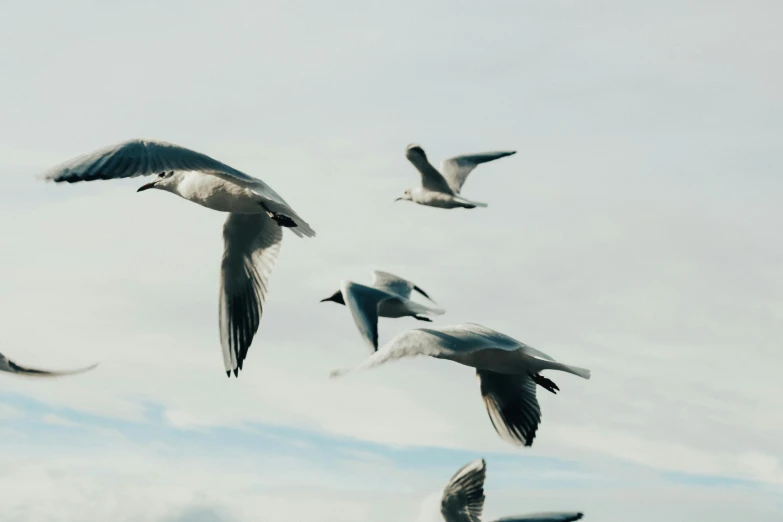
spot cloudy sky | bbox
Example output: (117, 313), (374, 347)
(1, 0), (782, 521)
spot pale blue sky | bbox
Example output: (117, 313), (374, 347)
(1, 1), (782, 521)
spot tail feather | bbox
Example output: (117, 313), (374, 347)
(561, 364), (591, 380)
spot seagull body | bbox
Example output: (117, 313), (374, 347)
(321, 271), (444, 350)
(331, 323), (590, 446)
(397, 144), (516, 209)
(41, 139), (315, 377)
(1, 351), (98, 378)
(440, 459), (584, 522)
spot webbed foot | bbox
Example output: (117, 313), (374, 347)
(531, 373), (559, 394)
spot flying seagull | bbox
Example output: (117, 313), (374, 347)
(320, 270), (444, 351)
(439, 458), (584, 522)
(397, 144), (516, 209)
(1, 351), (98, 377)
(40, 139), (316, 377)
(331, 323), (590, 447)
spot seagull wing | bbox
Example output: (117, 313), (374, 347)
(43, 138), (262, 186)
(0, 352), (98, 377)
(405, 144), (454, 193)
(40, 139), (316, 238)
(440, 151), (516, 193)
(477, 370), (541, 447)
(441, 458), (487, 522)
(329, 323), (518, 377)
(491, 514), (583, 522)
(219, 213), (282, 377)
(341, 281), (396, 352)
(370, 270), (437, 303)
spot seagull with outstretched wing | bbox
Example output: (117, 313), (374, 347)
(331, 323), (590, 447)
(397, 144), (516, 209)
(40, 139), (316, 377)
(439, 459), (584, 522)
(321, 270), (444, 351)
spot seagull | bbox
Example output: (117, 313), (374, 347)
(320, 270), (444, 351)
(40, 139), (316, 377)
(1, 351), (98, 377)
(397, 144), (516, 209)
(439, 458), (584, 522)
(331, 323), (590, 447)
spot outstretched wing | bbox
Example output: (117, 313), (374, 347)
(329, 323), (519, 378)
(441, 458), (487, 522)
(492, 514), (583, 522)
(405, 144), (454, 193)
(370, 270), (436, 303)
(219, 213), (283, 377)
(40, 139), (316, 237)
(341, 281), (396, 352)
(441, 151), (516, 193)
(0, 352), (98, 377)
(42, 138), (261, 186)
(477, 370), (541, 447)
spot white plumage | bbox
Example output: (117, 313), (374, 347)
(41, 139), (316, 377)
(331, 323), (590, 447)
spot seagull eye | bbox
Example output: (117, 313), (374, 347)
(158, 172), (166, 178)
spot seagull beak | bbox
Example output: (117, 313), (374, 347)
(137, 181), (156, 192)
(320, 297), (331, 303)
(394, 197), (403, 202)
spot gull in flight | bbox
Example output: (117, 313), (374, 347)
(1, 351), (98, 377)
(41, 139), (316, 377)
(320, 270), (444, 351)
(439, 458), (584, 522)
(397, 144), (516, 209)
(331, 323), (590, 447)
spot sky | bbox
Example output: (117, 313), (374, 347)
(1, 0), (782, 520)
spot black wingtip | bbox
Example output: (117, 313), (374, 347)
(233, 368), (239, 377)
(226, 370), (231, 378)
(413, 285), (436, 303)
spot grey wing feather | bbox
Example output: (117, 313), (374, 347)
(41, 139), (260, 186)
(441, 459), (487, 522)
(0, 352), (98, 377)
(371, 270), (437, 303)
(478, 370), (541, 447)
(441, 151), (516, 193)
(405, 144), (454, 193)
(341, 281), (395, 352)
(492, 514), (583, 522)
(40, 139), (318, 237)
(219, 213), (283, 377)
(330, 324), (514, 377)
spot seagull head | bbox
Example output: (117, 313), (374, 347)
(319, 290), (345, 305)
(395, 189), (413, 202)
(137, 171), (177, 193)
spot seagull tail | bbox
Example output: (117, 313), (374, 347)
(455, 196), (487, 208)
(559, 364), (591, 380)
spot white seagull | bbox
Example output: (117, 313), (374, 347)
(331, 323), (590, 447)
(1, 351), (98, 377)
(41, 139), (316, 377)
(397, 144), (516, 209)
(320, 270), (444, 351)
(439, 458), (584, 522)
